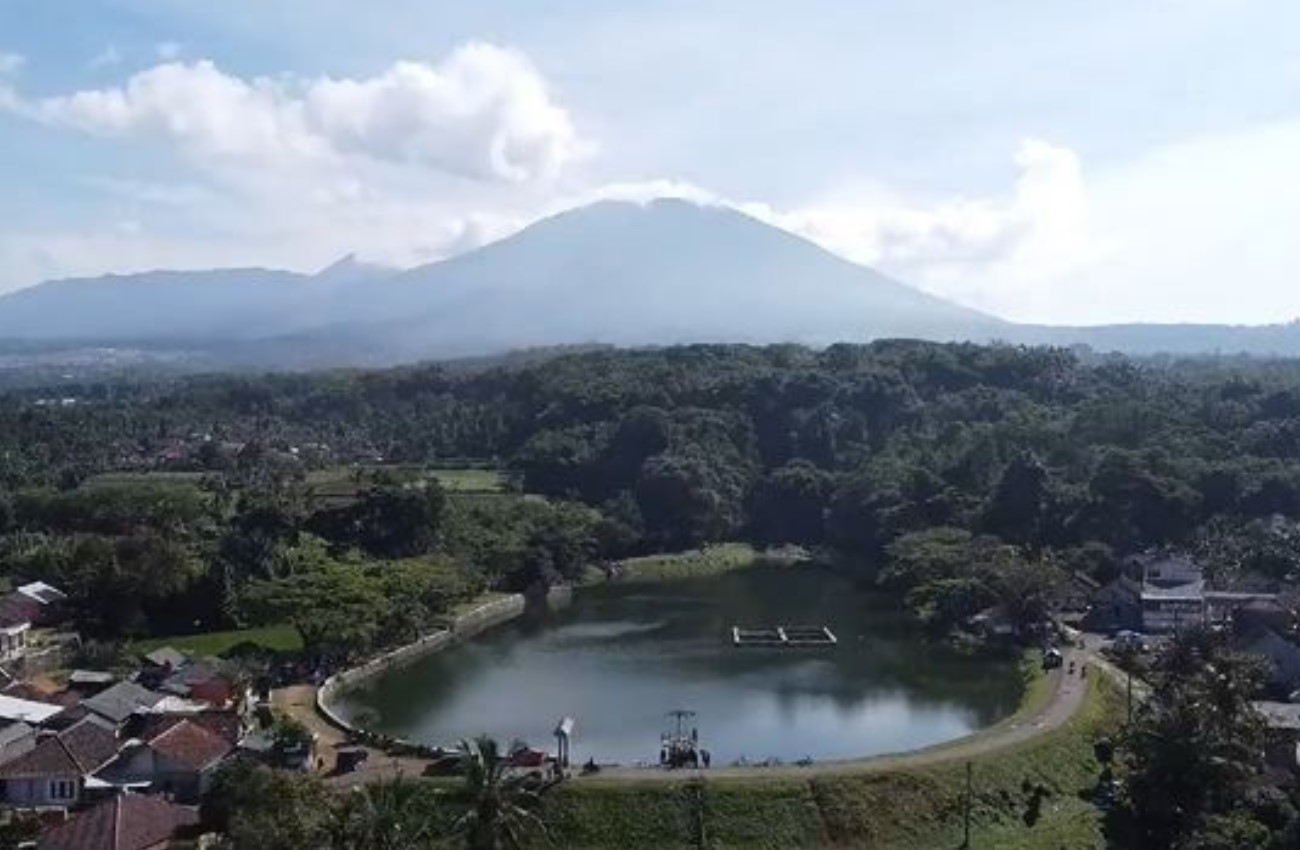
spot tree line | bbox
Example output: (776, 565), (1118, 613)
(5, 341), (1300, 646)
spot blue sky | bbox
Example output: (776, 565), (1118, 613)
(1, 0), (1298, 323)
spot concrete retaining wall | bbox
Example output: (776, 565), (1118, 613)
(316, 586), (572, 739)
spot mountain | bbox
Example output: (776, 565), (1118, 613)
(321, 199), (1007, 359)
(0, 254), (391, 344)
(0, 267), (312, 342)
(0, 200), (1004, 363)
(0, 197), (1298, 370)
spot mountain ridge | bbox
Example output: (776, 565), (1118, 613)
(0, 198), (1297, 367)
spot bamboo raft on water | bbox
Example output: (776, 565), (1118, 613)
(731, 625), (837, 648)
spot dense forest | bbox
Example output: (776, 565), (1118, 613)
(4, 341), (1300, 650)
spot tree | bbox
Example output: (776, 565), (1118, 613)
(308, 484), (446, 559)
(331, 778), (447, 850)
(453, 736), (547, 850)
(981, 452), (1049, 545)
(747, 461), (833, 546)
(241, 552), (387, 658)
(203, 760), (333, 850)
(1122, 626), (1269, 850)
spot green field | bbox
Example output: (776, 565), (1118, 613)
(132, 624), (303, 658)
(427, 467), (509, 492)
(82, 471), (209, 489)
(611, 543), (807, 582)
(540, 677), (1121, 850)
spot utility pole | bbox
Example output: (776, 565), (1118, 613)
(1127, 668), (1134, 725)
(960, 760), (973, 849)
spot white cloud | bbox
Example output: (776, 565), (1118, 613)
(8, 42), (585, 183)
(156, 42), (183, 61)
(89, 45), (122, 69)
(0, 52), (23, 76)
(726, 139), (1093, 316)
(4, 33), (1297, 329)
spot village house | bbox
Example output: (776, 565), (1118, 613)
(1255, 701), (1300, 772)
(0, 583), (68, 669)
(158, 662), (237, 708)
(99, 719), (234, 803)
(0, 715), (120, 808)
(140, 648), (188, 680)
(35, 793), (201, 850)
(80, 683), (164, 729)
(1085, 553), (1282, 634)
(67, 671), (117, 697)
(14, 583), (68, 625)
(1238, 627), (1300, 698)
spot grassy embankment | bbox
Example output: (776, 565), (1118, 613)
(540, 675), (1120, 850)
(132, 624), (304, 657)
(607, 543), (808, 582)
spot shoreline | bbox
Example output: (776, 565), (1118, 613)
(314, 586), (572, 740)
(307, 555), (1062, 783)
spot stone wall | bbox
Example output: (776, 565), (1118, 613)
(316, 586), (571, 738)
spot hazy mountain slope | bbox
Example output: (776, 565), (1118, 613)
(0, 256), (391, 343)
(0, 268), (312, 341)
(2, 197), (1299, 368)
(333, 199), (1006, 357)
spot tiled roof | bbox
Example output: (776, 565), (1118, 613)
(0, 721), (34, 750)
(82, 682), (162, 724)
(148, 719), (231, 771)
(36, 794), (199, 850)
(0, 735), (79, 779)
(137, 711), (242, 748)
(58, 716), (120, 773)
(0, 715), (121, 779)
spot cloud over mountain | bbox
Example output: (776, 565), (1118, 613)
(9, 43), (581, 183)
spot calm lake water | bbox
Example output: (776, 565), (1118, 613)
(336, 566), (1022, 764)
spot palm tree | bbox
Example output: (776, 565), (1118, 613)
(453, 736), (548, 850)
(332, 777), (441, 850)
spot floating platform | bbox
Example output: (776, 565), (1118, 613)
(732, 625), (837, 648)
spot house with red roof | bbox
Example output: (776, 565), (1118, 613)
(36, 793), (200, 850)
(98, 719), (233, 803)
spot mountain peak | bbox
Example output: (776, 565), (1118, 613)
(314, 253), (388, 283)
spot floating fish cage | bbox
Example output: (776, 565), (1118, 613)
(731, 625), (837, 648)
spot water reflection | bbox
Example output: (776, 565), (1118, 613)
(336, 566), (1021, 763)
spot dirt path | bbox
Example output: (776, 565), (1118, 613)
(582, 646), (1092, 783)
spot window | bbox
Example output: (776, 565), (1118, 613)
(49, 779), (77, 801)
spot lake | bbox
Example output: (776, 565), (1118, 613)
(335, 565), (1023, 765)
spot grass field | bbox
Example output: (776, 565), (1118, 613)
(132, 624), (303, 658)
(540, 676), (1121, 850)
(611, 543), (808, 582)
(86, 465), (508, 495)
(82, 471), (209, 489)
(427, 468), (509, 492)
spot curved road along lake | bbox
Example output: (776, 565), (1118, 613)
(336, 566), (1023, 765)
